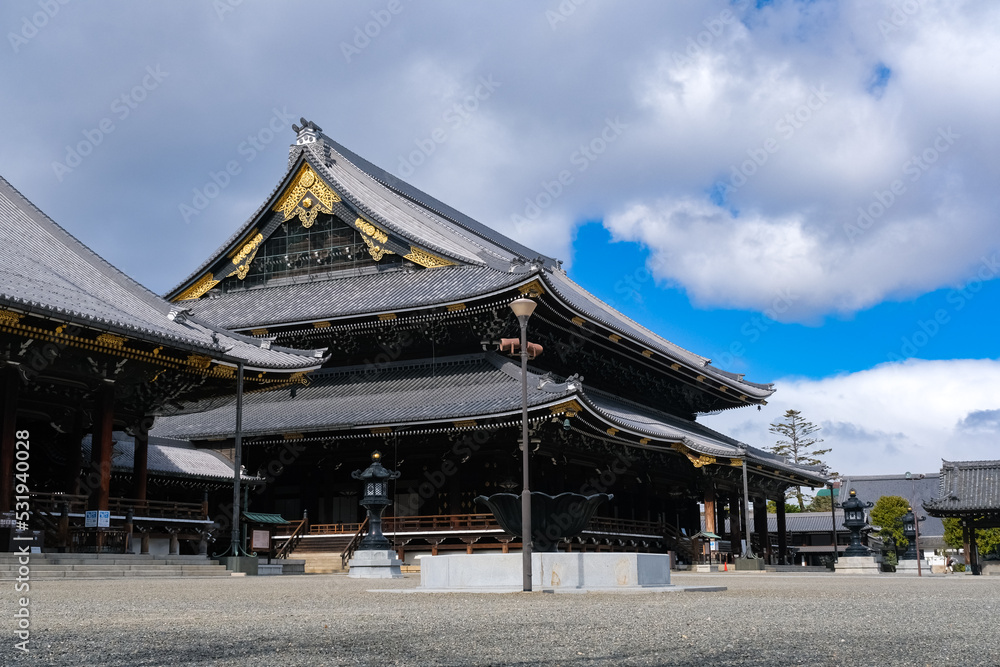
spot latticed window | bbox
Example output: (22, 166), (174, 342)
(222, 213), (401, 292)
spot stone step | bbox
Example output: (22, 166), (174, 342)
(0, 564), (226, 572)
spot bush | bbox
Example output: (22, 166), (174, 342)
(953, 563), (966, 572)
(883, 551), (898, 568)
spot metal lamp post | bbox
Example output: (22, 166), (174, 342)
(510, 297), (536, 592)
(904, 471), (925, 576)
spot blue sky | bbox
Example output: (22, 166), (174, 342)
(1, 0), (997, 475)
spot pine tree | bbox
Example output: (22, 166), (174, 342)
(768, 409), (831, 511)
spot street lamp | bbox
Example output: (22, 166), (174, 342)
(904, 471), (926, 577)
(510, 297), (536, 592)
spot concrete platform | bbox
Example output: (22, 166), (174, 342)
(833, 555), (881, 575)
(416, 552), (717, 592)
(347, 549), (403, 578)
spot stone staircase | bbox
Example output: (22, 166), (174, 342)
(0, 553), (232, 580)
(289, 534), (355, 573)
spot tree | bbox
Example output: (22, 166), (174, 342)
(768, 409), (831, 511)
(943, 518), (1000, 559)
(808, 494), (833, 513)
(870, 495), (910, 553)
(766, 500), (802, 514)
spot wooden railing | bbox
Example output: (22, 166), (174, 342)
(30, 492), (207, 521)
(585, 517), (666, 537)
(309, 522), (363, 535)
(340, 518), (369, 569)
(274, 517), (309, 560)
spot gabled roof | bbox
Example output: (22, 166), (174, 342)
(151, 352), (821, 484)
(0, 175), (326, 372)
(924, 460), (1000, 515)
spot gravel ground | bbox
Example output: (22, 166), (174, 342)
(5, 572), (999, 666)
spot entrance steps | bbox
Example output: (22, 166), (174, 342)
(297, 552), (347, 574)
(0, 553), (231, 580)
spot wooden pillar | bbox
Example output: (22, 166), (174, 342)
(133, 428), (149, 505)
(753, 497), (767, 559)
(90, 384), (115, 512)
(703, 486), (716, 562)
(777, 498), (787, 564)
(0, 368), (19, 512)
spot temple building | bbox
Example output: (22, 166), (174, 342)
(0, 174), (325, 554)
(149, 119), (829, 564)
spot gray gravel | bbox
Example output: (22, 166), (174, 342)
(6, 572), (1000, 666)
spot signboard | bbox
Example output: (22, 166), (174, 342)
(251, 530), (270, 551)
(709, 540), (718, 551)
(85, 510), (98, 528)
(98, 511), (110, 528)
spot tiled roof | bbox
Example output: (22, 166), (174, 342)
(840, 473), (944, 536)
(152, 353), (577, 440)
(924, 460), (1000, 515)
(582, 390), (827, 483)
(163, 127), (772, 394)
(81, 432), (261, 482)
(541, 271), (774, 398)
(190, 265), (527, 330)
(0, 175), (326, 372)
(152, 351), (821, 483)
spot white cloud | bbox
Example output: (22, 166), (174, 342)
(700, 358), (1000, 476)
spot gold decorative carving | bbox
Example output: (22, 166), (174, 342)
(232, 233), (264, 280)
(213, 364), (236, 378)
(571, 317), (586, 326)
(361, 234), (395, 261)
(739, 394), (748, 402)
(283, 432), (304, 440)
(453, 420), (477, 428)
(641, 350), (654, 358)
(378, 313), (396, 321)
(95, 333), (126, 349)
(0, 310), (24, 326)
(718, 385), (727, 392)
(175, 273), (219, 301)
(608, 334), (621, 343)
(185, 354), (213, 369)
(250, 328), (269, 336)
(355, 218), (388, 244)
(446, 303), (466, 312)
(729, 458), (744, 467)
(639, 438), (650, 445)
(272, 164), (340, 228)
(370, 427), (393, 434)
(517, 279), (545, 296)
(404, 246), (454, 268)
(312, 321), (331, 329)
(670, 363), (681, 370)
(695, 375), (706, 382)
(548, 399), (582, 417)
(606, 428), (619, 437)
(288, 371), (309, 385)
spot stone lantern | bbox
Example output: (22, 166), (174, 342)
(839, 489), (873, 557)
(347, 450), (403, 578)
